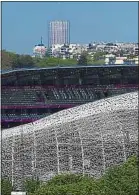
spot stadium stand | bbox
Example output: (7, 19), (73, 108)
(1, 65), (138, 128)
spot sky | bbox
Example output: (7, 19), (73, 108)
(2, 1), (138, 55)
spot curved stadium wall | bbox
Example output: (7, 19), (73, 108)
(2, 92), (138, 189)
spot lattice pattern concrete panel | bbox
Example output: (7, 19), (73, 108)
(2, 92), (138, 189)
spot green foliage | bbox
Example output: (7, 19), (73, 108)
(1, 156), (138, 195)
(1, 50), (107, 70)
(93, 51), (106, 62)
(32, 175), (95, 195)
(88, 59), (105, 65)
(46, 173), (89, 186)
(24, 177), (41, 193)
(1, 50), (35, 70)
(1, 50), (77, 70)
(93, 155), (138, 195)
(78, 52), (88, 65)
(45, 48), (51, 57)
(1, 50), (16, 70)
(127, 54), (136, 59)
(1, 178), (13, 195)
(85, 52), (105, 65)
(29, 156), (138, 195)
(34, 57), (77, 67)
(17, 55), (35, 68)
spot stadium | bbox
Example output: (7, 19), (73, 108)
(1, 65), (138, 190)
(1, 65), (138, 129)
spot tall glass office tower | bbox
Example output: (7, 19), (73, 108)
(48, 20), (70, 47)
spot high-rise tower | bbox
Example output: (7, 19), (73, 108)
(48, 20), (70, 47)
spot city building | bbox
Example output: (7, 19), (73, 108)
(134, 44), (139, 56)
(105, 54), (116, 64)
(115, 57), (127, 64)
(48, 20), (70, 47)
(33, 37), (47, 58)
(124, 57), (138, 65)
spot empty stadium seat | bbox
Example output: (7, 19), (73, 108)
(2, 86), (137, 106)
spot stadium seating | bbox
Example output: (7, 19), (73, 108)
(43, 87), (106, 103)
(1, 85), (138, 128)
(2, 87), (45, 105)
(2, 85), (137, 106)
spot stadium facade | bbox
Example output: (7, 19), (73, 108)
(1, 65), (138, 129)
(2, 92), (138, 190)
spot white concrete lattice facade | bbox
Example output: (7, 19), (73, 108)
(2, 92), (138, 189)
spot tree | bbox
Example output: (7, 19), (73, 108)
(78, 52), (88, 65)
(1, 50), (15, 70)
(30, 156), (138, 195)
(1, 50), (35, 70)
(1, 178), (13, 195)
(24, 177), (40, 193)
(11, 54), (21, 68)
(45, 48), (52, 58)
(34, 57), (77, 68)
(17, 55), (35, 68)
(117, 50), (125, 57)
(93, 51), (106, 62)
(47, 173), (85, 186)
(127, 54), (136, 59)
(95, 155), (138, 195)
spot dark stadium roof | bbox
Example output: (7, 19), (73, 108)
(1, 64), (137, 75)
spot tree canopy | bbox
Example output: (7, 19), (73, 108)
(93, 51), (107, 62)
(1, 50), (35, 70)
(1, 50), (114, 71)
(1, 178), (13, 195)
(31, 155), (138, 195)
(78, 52), (88, 65)
(1, 50), (77, 70)
(1, 156), (137, 195)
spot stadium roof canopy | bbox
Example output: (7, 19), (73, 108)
(1, 64), (137, 75)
